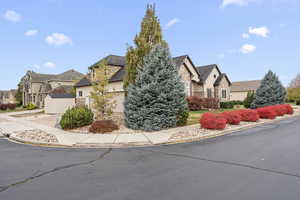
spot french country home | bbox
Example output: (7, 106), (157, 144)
(20, 70), (84, 108)
(75, 55), (231, 113)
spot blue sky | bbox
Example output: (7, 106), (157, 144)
(1, 0), (300, 90)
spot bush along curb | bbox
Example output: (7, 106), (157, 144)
(200, 104), (294, 130)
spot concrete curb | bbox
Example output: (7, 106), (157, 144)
(6, 112), (300, 149)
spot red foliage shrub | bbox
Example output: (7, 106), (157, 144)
(256, 107), (277, 119)
(283, 104), (294, 115)
(187, 96), (219, 111)
(200, 113), (227, 130)
(187, 96), (203, 111)
(222, 111), (241, 125)
(0, 104), (8, 111)
(237, 109), (260, 122)
(89, 120), (119, 133)
(7, 103), (16, 110)
(271, 105), (287, 116)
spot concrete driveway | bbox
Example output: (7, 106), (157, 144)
(1, 116), (300, 200)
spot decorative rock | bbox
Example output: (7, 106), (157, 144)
(14, 130), (58, 144)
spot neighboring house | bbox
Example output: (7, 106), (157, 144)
(20, 70), (84, 108)
(75, 55), (231, 113)
(230, 80), (261, 101)
(0, 90), (17, 104)
(196, 64), (231, 101)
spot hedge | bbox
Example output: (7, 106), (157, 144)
(200, 113), (227, 130)
(200, 104), (294, 130)
(187, 96), (219, 111)
(221, 111), (241, 125)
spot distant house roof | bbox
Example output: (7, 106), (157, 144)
(77, 54), (194, 87)
(27, 69), (84, 83)
(74, 76), (92, 87)
(214, 73), (231, 86)
(49, 93), (75, 99)
(0, 90), (16, 98)
(196, 64), (221, 82)
(51, 85), (74, 94)
(231, 80), (261, 92)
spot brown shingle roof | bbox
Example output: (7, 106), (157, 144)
(231, 80), (261, 92)
(29, 69), (84, 82)
(84, 55), (190, 84)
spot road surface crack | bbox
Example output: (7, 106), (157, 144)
(0, 148), (112, 193)
(140, 149), (300, 179)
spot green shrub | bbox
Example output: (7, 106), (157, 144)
(296, 100), (300, 105)
(220, 101), (244, 109)
(26, 103), (37, 110)
(220, 102), (234, 109)
(244, 91), (255, 108)
(176, 108), (189, 126)
(60, 106), (94, 130)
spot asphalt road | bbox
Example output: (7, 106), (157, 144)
(1, 117), (300, 200)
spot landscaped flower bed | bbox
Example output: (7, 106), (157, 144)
(200, 104), (294, 130)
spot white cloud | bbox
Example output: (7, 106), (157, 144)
(249, 26), (269, 37)
(44, 62), (56, 68)
(242, 33), (250, 39)
(165, 18), (180, 29)
(221, 0), (255, 8)
(240, 44), (256, 54)
(25, 30), (38, 36)
(3, 10), (22, 23)
(45, 33), (73, 46)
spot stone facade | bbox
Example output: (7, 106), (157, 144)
(75, 54), (232, 114)
(0, 90), (17, 104)
(20, 70), (83, 108)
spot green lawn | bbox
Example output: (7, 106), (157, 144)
(187, 107), (241, 125)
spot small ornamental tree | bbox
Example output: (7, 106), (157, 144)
(90, 60), (116, 120)
(251, 70), (286, 108)
(243, 91), (255, 108)
(123, 4), (168, 94)
(124, 45), (189, 131)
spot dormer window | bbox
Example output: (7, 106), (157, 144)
(214, 74), (217, 78)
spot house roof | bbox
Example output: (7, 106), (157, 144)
(231, 80), (261, 92)
(51, 85), (74, 94)
(78, 54), (192, 87)
(49, 93), (75, 99)
(74, 76), (92, 87)
(89, 55), (126, 69)
(0, 90), (16, 98)
(196, 64), (221, 82)
(28, 69), (84, 82)
(214, 73), (232, 86)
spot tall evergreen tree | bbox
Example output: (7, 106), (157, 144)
(124, 45), (188, 131)
(123, 4), (167, 93)
(251, 70), (286, 108)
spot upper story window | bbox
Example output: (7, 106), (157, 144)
(214, 74), (217, 78)
(207, 88), (212, 98)
(222, 89), (227, 98)
(78, 91), (83, 97)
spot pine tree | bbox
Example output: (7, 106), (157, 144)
(90, 60), (116, 120)
(123, 4), (167, 93)
(124, 45), (188, 131)
(251, 70), (286, 108)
